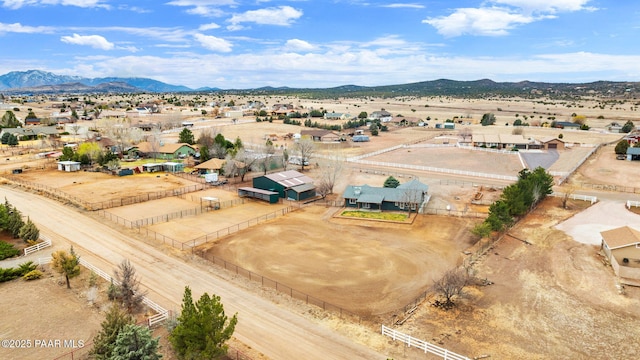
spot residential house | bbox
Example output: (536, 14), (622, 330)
(471, 134), (540, 150)
(553, 121), (581, 129)
(193, 158), (226, 174)
(370, 110), (392, 122)
(300, 129), (341, 142)
(252, 170), (316, 201)
(601, 226), (640, 286)
(132, 142), (196, 160)
(342, 179), (429, 212)
(0, 126), (59, 140)
(390, 116), (420, 126)
(324, 112), (351, 120)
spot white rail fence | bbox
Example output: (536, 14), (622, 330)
(381, 325), (470, 360)
(23, 236), (52, 256)
(627, 200), (640, 209)
(548, 192), (598, 204)
(37, 257), (169, 327)
(350, 159), (519, 182)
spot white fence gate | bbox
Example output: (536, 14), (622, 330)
(37, 256), (169, 327)
(381, 325), (470, 360)
(23, 236), (52, 256)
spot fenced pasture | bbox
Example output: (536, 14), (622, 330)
(199, 206), (481, 316)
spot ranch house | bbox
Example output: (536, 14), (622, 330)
(342, 179), (429, 212)
(132, 142), (196, 160)
(252, 170), (316, 201)
(300, 129), (341, 142)
(601, 226), (640, 286)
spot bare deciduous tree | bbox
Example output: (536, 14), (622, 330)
(459, 127), (473, 142)
(317, 152), (344, 198)
(294, 137), (316, 171)
(432, 268), (470, 309)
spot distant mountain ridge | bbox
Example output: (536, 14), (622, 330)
(0, 69), (638, 98)
(0, 70), (192, 93)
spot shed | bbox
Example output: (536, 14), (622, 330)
(163, 162), (184, 173)
(142, 163), (164, 173)
(238, 187), (280, 204)
(57, 161), (81, 172)
(626, 147), (640, 161)
(252, 170), (316, 201)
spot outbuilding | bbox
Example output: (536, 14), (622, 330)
(57, 161), (81, 172)
(252, 170), (316, 201)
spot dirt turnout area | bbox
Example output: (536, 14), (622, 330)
(200, 205), (480, 316)
(394, 197), (640, 359)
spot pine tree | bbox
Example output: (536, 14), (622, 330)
(178, 128), (195, 145)
(170, 286), (237, 360)
(18, 217), (39, 243)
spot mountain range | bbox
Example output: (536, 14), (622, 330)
(0, 70), (638, 99)
(0, 70), (194, 93)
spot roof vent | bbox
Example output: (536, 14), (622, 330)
(354, 186), (361, 195)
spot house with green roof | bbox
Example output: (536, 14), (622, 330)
(342, 179), (429, 212)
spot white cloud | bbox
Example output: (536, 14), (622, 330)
(424, 7), (538, 37)
(285, 39), (314, 52)
(228, 6), (303, 29)
(0, 22), (54, 33)
(199, 22), (221, 31)
(424, 0), (596, 37)
(194, 33), (233, 52)
(60, 33), (115, 50)
(493, 0), (596, 13)
(2, 0), (108, 9)
(166, 0), (235, 17)
(381, 3), (425, 9)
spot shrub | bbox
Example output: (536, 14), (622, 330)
(23, 269), (43, 280)
(0, 241), (20, 260)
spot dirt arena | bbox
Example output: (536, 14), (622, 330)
(199, 205), (480, 316)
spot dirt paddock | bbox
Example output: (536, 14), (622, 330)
(198, 205), (481, 316)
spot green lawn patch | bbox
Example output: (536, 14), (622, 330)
(340, 210), (408, 221)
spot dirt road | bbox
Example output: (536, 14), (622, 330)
(2, 186), (388, 360)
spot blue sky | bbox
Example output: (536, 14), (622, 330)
(0, 0), (638, 89)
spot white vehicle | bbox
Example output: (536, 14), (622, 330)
(288, 156), (309, 166)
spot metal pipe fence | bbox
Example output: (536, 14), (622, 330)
(197, 250), (362, 322)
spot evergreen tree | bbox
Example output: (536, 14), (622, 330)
(91, 304), (134, 359)
(615, 140), (629, 155)
(480, 113), (496, 126)
(178, 128), (195, 145)
(1, 132), (10, 144)
(7, 134), (18, 146)
(6, 205), (24, 238)
(383, 176), (400, 188)
(1, 110), (21, 128)
(19, 217), (39, 243)
(111, 324), (162, 360)
(170, 286), (237, 360)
